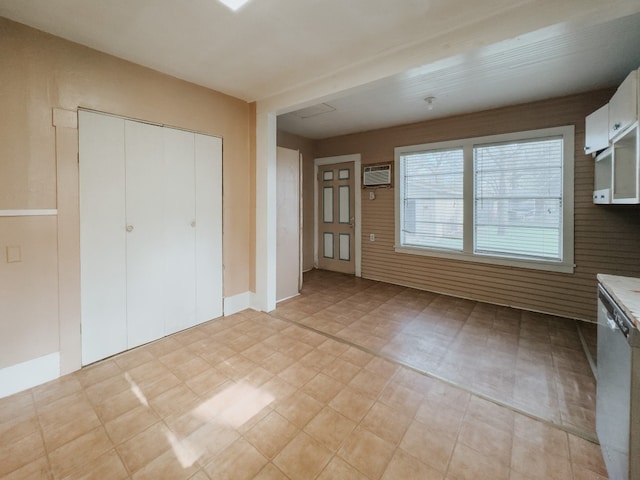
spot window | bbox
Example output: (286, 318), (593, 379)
(395, 126), (574, 272)
(474, 137), (563, 260)
(401, 148), (464, 250)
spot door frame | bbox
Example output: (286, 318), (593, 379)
(313, 154), (361, 277)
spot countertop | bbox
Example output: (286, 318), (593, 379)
(598, 274), (640, 327)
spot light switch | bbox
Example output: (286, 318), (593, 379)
(6, 245), (22, 263)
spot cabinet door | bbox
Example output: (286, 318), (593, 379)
(195, 134), (223, 323)
(163, 128), (197, 334)
(585, 104), (609, 154)
(125, 120), (166, 348)
(609, 70), (638, 140)
(79, 111), (127, 365)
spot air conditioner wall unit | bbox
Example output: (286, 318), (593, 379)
(363, 164), (392, 187)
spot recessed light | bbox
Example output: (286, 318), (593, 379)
(219, 0), (251, 11)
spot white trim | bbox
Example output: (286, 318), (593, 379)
(313, 154), (362, 277)
(0, 352), (60, 398)
(255, 111), (278, 312)
(394, 125), (575, 273)
(249, 292), (261, 311)
(224, 291), (254, 316)
(0, 209), (57, 217)
(277, 292), (301, 304)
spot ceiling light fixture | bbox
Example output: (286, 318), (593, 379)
(424, 96), (436, 111)
(218, 0), (251, 11)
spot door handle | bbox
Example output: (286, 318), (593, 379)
(349, 217), (355, 229)
(126, 225), (134, 232)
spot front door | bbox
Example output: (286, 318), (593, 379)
(317, 161), (355, 274)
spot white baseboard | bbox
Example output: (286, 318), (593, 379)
(248, 292), (258, 310)
(224, 291), (253, 316)
(0, 352), (60, 399)
(277, 292), (300, 304)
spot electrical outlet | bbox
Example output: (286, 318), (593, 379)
(369, 233), (375, 241)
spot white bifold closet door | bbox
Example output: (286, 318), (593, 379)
(79, 110), (222, 365)
(195, 134), (223, 324)
(79, 112), (128, 364)
(125, 120), (166, 348)
(162, 127), (196, 336)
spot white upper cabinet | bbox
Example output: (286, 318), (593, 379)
(589, 67), (640, 205)
(585, 104), (609, 154)
(612, 122), (640, 203)
(609, 69), (638, 140)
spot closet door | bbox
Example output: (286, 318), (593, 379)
(124, 120), (165, 348)
(163, 128), (197, 334)
(79, 111), (127, 365)
(195, 134), (223, 322)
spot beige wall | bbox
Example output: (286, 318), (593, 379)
(0, 18), (251, 371)
(313, 90), (640, 321)
(277, 130), (317, 271)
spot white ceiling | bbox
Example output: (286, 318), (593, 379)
(1, 0), (640, 139)
(279, 12), (640, 138)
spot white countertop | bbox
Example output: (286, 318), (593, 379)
(598, 274), (640, 327)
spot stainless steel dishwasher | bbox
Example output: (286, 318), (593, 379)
(596, 283), (640, 480)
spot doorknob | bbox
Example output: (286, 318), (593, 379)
(349, 217), (355, 229)
(126, 225), (134, 232)
(191, 221), (196, 228)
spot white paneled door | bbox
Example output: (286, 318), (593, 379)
(79, 110), (223, 365)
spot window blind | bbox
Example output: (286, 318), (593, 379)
(474, 137), (563, 260)
(401, 148), (464, 250)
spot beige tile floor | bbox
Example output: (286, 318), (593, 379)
(277, 270), (598, 438)
(0, 271), (606, 479)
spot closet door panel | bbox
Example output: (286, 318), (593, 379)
(79, 111), (127, 365)
(163, 128), (197, 334)
(125, 120), (165, 348)
(195, 134), (223, 322)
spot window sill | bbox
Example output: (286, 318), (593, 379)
(394, 245), (574, 274)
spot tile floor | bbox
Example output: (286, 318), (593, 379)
(0, 270), (606, 479)
(277, 270), (598, 438)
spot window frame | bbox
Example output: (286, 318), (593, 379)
(394, 126), (574, 273)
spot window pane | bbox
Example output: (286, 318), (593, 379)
(339, 233), (350, 261)
(323, 232), (334, 258)
(401, 148), (464, 250)
(323, 187), (333, 223)
(474, 137), (563, 260)
(339, 185), (350, 224)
